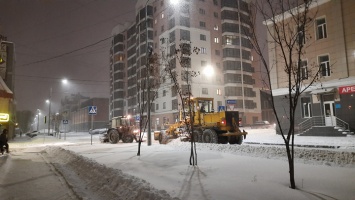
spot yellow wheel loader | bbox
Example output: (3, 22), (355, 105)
(159, 97), (247, 144)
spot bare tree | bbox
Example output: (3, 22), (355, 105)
(136, 48), (161, 156)
(161, 41), (200, 166)
(247, 0), (320, 189)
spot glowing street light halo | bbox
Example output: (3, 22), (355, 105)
(203, 65), (214, 77)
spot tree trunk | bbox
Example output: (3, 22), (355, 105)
(137, 140), (141, 156)
(285, 143), (296, 189)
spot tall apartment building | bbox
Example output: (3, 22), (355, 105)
(110, 0), (263, 130)
(267, 0), (355, 135)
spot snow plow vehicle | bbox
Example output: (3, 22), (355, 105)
(100, 116), (139, 143)
(158, 97), (247, 144)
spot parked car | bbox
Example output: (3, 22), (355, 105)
(89, 128), (108, 135)
(251, 121), (274, 129)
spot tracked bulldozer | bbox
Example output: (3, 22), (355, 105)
(158, 97), (247, 144)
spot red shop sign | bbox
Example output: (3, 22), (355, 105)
(339, 85), (355, 94)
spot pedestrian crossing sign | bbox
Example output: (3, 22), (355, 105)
(88, 106), (97, 115)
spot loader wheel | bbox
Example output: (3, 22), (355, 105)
(122, 134), (134, 143)
(202, 129), (218, 143)
(229, 136), (237, 144)
(108, 129), (119, 144)
(236, 135), (243, 145)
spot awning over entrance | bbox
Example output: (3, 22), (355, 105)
(0, 76), (13, 98)
(310, 88), (334, 95)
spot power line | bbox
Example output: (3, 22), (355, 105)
(18, 36), (113, 67)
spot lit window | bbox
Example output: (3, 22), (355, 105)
(217, 89), (222, 95)
(214, 37), (219, 43)
(200, 47), (207, 54)
(214, 25), (218, 30)
(154, 19), (157, 24)
(161, 12), (164, 19)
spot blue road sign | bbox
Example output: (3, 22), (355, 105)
(135, 115), (140, 121)
(226, 100), (237, 104)
(63, 119), (69, 124)
(88, 106), (97, 115)
(218, 106), (225, 112)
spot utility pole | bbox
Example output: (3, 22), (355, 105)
(37, 109), (40, 131)
(146, 0), (152, 146)
(48, 87), (52, 136)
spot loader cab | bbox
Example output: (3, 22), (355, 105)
(196, 99), (213, 113)
(111, 116), (132, 129)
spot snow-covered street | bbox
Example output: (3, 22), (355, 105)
(1, 129), (355, 200)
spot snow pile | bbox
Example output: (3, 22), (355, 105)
(167, 138), (355, 167)
(45, 147), (178, 200)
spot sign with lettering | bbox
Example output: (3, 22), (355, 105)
(339, 85), (355, 94)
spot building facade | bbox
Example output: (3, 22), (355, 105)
(267, 0), (355, 135)
(0, 35), (16, 139)
(61, 95), (109, 132)
(110, 0), (264, 131)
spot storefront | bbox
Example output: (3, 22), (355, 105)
(0, 76), (14, 136)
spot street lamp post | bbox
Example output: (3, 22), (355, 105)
(37, 109), (40, 131)
(146, 0), (152, 146)
(47, 87), (52, 136)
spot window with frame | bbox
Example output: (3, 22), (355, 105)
(200, 21), (206, 28)
(200, 34), (206, 41)
(156, 103), (159, 110)
(202, 88), (208, 95)
(213, 0), (218, 6)
(171, 86), (177, 97)
(301, 97), (312, 118)
(172, 99), (178, 110)
(300, 60), (308, 80)
(163, 90), (167, 96)
(297, 25), (306, 45)
(199, 8), (205, 15)
(163, 102), (166, 109)
(214, 12), (218, 18)
(217, 89), (222, 95)
(201, 60), (207, 66)
(215, 50), (220, 56)
(214, 37), (219, 43)
(319, 55), (330, 77)
(316, 18), (327, 40)
(200, 47), (207, 54)
(161, 25), (164, 32)
(161, 12), (164, 18)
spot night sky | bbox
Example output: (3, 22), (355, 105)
(0, 0), (137, 114)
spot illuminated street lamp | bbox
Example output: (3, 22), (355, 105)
(203, 65), (215, 78)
